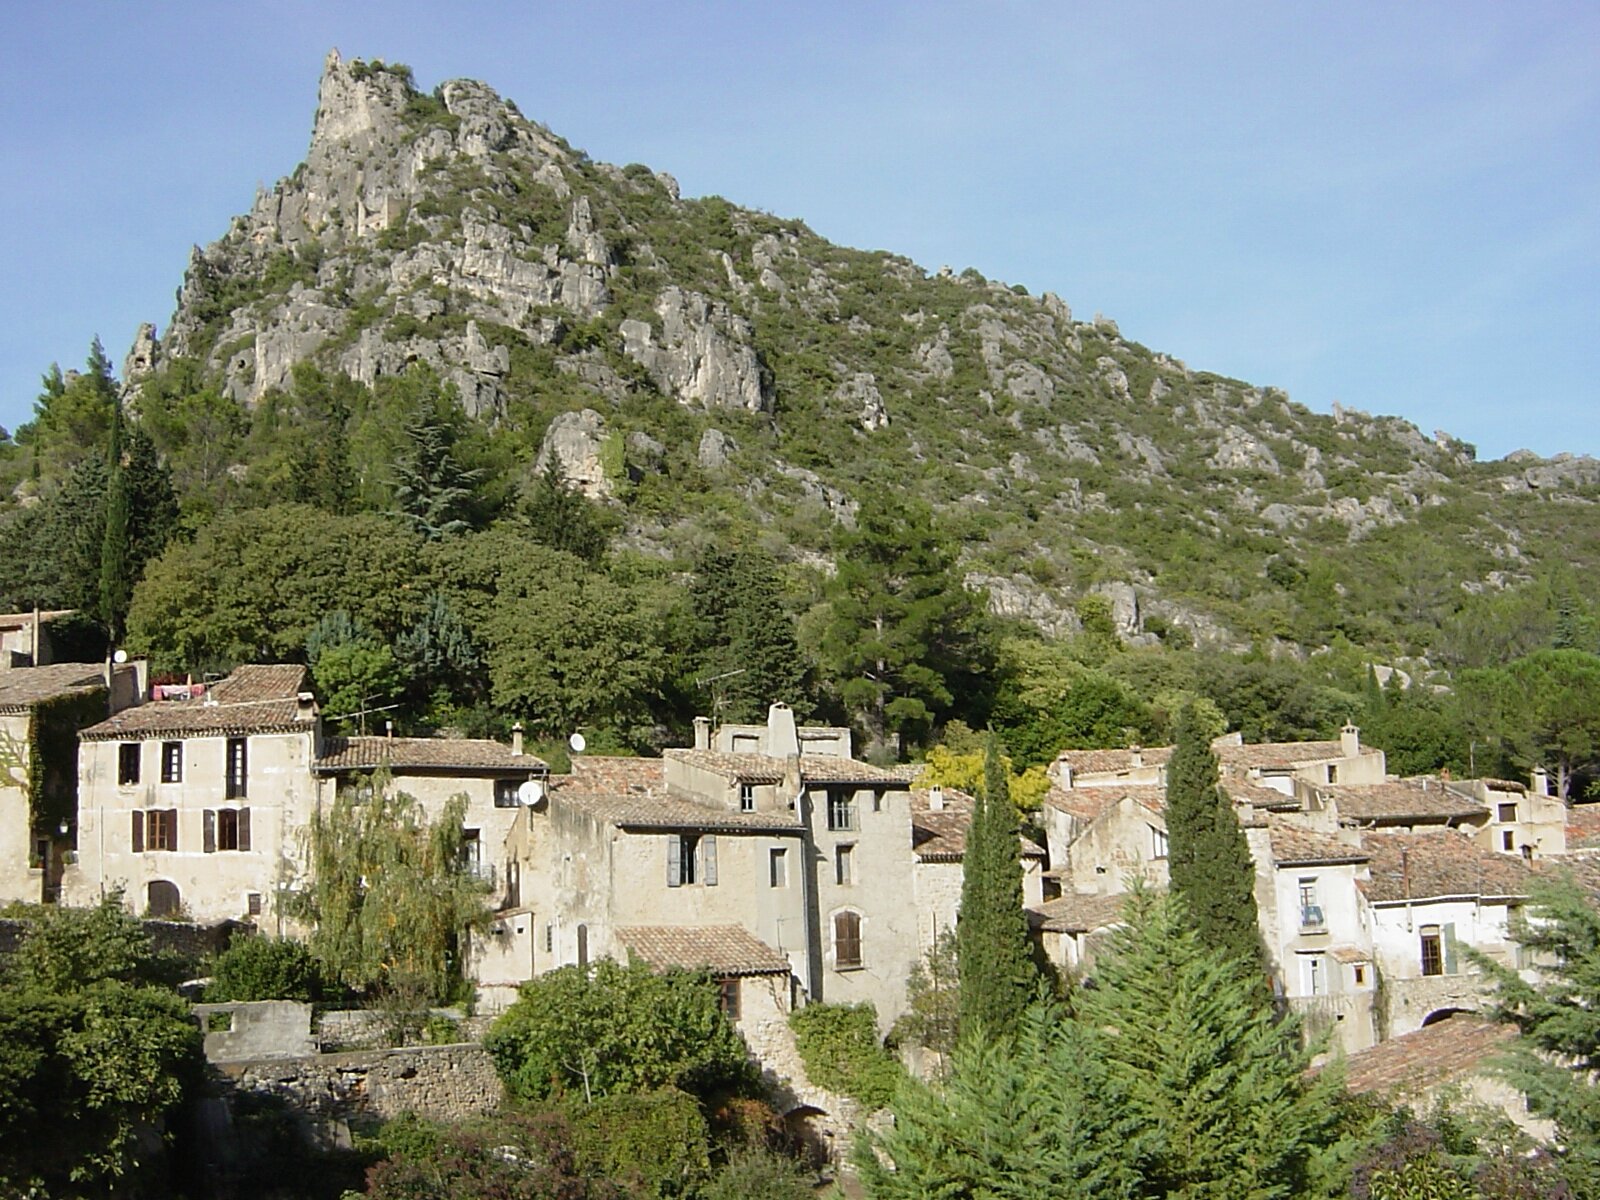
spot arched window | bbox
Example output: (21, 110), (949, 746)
(833, 911), (862, 970)
(147, 880), (180, 918)
(577, 923), (589, 968)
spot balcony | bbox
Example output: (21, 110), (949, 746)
(1299, 904), (1327, 934)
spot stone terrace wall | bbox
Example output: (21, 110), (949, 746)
(220, 1043), (502, 1126)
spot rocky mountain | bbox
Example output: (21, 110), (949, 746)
(122, 51), (1600, 658)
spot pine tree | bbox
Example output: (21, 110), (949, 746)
(523, 458), (607, 564)
(954, 734), (1038, 1041)
(391, 410), (482, 540)
(98, 397), (133, 642)
(1075, 888), (1329, 1198)
(692, 547), (807, 721)
(1164, 701), (1264, 980)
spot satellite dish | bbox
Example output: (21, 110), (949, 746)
(568, 732), (587, 754)
(112, 649), (129, 664)
(518, 779), (546, 807)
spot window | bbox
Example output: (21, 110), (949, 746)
(717, 977), (740, 1020)
(834, 911), (863, 970)
(769, 847), (788, 888)
(118, 743), (141, 786)
(1497, 802), (1517, 823)
(739, 783), (755, 812)
(161, 741), (183, 783)
(494, 779), (521, 808)
(247, 892), (263, 917)
(1420, 925), (1444, 976)
(461, 828), (484, 877)
(225, 738), (248, 799)
(139, 809), (177, 852)
(835, 843), (854, 885)
(1149, 825), (1169, 859)
(204, 808), (251, 853)
(545, 924), (554, 954)
(1299, 878), (1325, 931)
(1306, 955), (1326, 996)
(1353, 964), (1366, 986)
(667, 834), (717, 886)
(1502, 830), (1516, 852)
(146, 880), (180, 917)
(30, 836), (49, 870)
(1326, 764), (1339, 784)
(827, 792), (856, 832)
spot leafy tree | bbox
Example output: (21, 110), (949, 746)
(485, 958), (754, 1103)
(523, 457), (608, 563)
(1164, 702), (1265, 980)
(245, 363), (358, 512)
(692, 546), (808, 722)
(1460, 650), (1600, 800)
(289, 780), (487, 1002)
(204, 936), (324, 1003)
(569, 1087), (713, 1198)
(305, 611), (404, 727)
(817, 489), (995, 756)
(6, 892), (163, 993)
(955, 735), (1038, 1041)
(990, 637), (1159, 767)
(133, 358), (248, 517)
(857, 1000), (1141, 1200)
(1472, 877), (1600, 1194)
(1074, 888), (1331, 1198)
(393, 590), (486, 714)
(18, 340), (117, 475)
(892, 928), (959, 1060)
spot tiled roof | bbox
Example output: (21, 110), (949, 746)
(0, 608), (74, 629)
(558, 790), (803, 833)
(1043, 784), (1167, 823)
(315, 735), (548, 773)
(567, 756), (665, 794)
(0, 663), (110, 711)
(1341, 1014), (1515, 1097)
(1567, 803), (1600, 851)
(799, 754), (909, 785)
(1027, 891), (1128, 933)
(1053, 746), (1174, 775)
(1326, 780), (1485, 824)
(664, 747), (908, 787)
(82, 665), (311, 740)
(1269, 819), (1369, 866)
(616, 925), (791, 975)
(1218, 740), (1345, 769)
(1222, 778), (1302, 811)
(1329, 945), (1371, 964)
(909, 788), (1046, 862)
(1481, 778), (1528, 794)
(1359, 829), (1534, 903)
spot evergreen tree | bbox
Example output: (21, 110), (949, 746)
(692, 546), (807, 722)
(1075, 888), (1330, 1198)
(394, 590), (486, 712)
(523, 458), (607, 564)
(391, 408), (482, 540)
(97, 398), (133, 641)
(955, 734), (1037, 1041)
(1164, 701), (1264, 980)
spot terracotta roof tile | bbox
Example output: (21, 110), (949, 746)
(557, 790), (803, 833)
(1325, 779), (1485, 824)
(1223, 778), (1302, 811)
(1027, 891), (1127, 933)
(664, 747), (907, 787)
(316, 735), (548, 773)
(82, 665), (311, 740)
(1329, 946), (1371, 964)
(616, 925), (791, 975)
(909, 788), (1045, 862)
(1218, 740), (1345, 769)
(1567, 803), (1600, 851)
(567, 756), (666, 794)
(1268, 819), (1370, 866)
(0, 663), (110, 711)
(1043, 784), (1167, 823)
(1359, 829), (1534, 903)
(1053, 746), (1174, 775)
(1341, 1014), (1515, 1097)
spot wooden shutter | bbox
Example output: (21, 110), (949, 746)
(835, 911), (862, 968)
(168, 809), (179, 852)
(667, 836), (683, 887)
(238, 808), (251, 852)
(131, 810), (144, 853)
(203, 810), (216, 854)
(703, 835), (718, 886)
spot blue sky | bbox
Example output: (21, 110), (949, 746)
(2, 2), (1595, 459)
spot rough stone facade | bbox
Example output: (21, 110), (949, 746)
(221, 1043), (502, 1126)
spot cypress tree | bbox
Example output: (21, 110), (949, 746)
(97, 397), (133, 642)
(1164, 702), (1264, 980)
(955, 734), (1037, 1041)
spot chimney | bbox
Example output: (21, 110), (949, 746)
(929, 785), (945, 812)
(766, 702), (799, 759)
(511, 721), (524, 757)
(1341, 722), (1361, 758)
(1532, 766), (1550, 797)
(385, 720), (393, 740)
(1129, 744), (1143, 769)
(294, 691), (316, 721)
(693, 716), (711, 751)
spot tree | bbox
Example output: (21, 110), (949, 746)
(1073, 888), (1330, 1197)
(393, 590), (486, 715)
(484, 958), (754, 1104)
(204, 937), (323, 1003)
(817, 489), (995, 757)
(692, 546), (808, 722)
(97, 398), (133, 641)
(7, 892), (164, 993)
(523, 458), (608, 564)
(1460, 650), (1600, 800)
(892, 928), (960, 1060)
(955, 735), (1038, 1041)
(391, 406), (483, 540)
(1164, 701), (1265, 980)
(1473, 877), (1600, 1194)
(289, 780), (488, 1002)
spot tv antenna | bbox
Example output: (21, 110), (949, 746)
(695, 667), (747, 723)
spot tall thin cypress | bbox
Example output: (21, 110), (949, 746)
(1164, 703), (1265, 983)
(97, 397), (133, 643)
(955, 734), (1038, 1041)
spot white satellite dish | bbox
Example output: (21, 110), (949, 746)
(568, 732), (587, 754)
(112, 649), (129, 664)
(518, 779), (546, 807)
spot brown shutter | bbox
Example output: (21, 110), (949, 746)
(203, 810), (216, 854)
(131, 810), (144, 853)
(168, 809), (179, 852)
(238, 807), (251, 852)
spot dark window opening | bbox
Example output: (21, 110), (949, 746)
(1420, 926), (1443, 977)
(161, 741), (182, 784)
(225, 738), (248, 799)
(147, 879), (180, 917)
(118, 743), (141, 786)
(827, 792), (856, 832)
(717, 976), (740, 1020)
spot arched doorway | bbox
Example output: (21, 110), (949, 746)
(147, 880), (181, 918)
(1421, 1006), (1472, 1027)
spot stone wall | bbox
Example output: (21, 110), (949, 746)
(220, 1043), (502, 1126)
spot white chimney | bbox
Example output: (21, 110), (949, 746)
(1532, 766), (1550, 797)
(766, 702), (799, 759)
(1129, 744), (1143, 769)
(1341, 722), (1361, 758)
(929, 785), (945, 812)
(511, 721), (524, 757)
(693, 716), (712, 751)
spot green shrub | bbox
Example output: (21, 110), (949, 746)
(703, 1147), (815, 1200)
(424, 1012), (462, 1045)
(568, 1088), (711, 1199)
(788, 1003), (903, 1109)
(205, 937), (323, 1003)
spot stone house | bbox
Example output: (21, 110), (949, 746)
(67, 665), (320, 925)
(613, 924), (796, 1048)
(1449, 771), (1566, 859)
(1027, 890), (1129, 977)
(1040, 783), (1170, 897)
(0, 662), (144, 905)
(0, 608), (78, 668)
